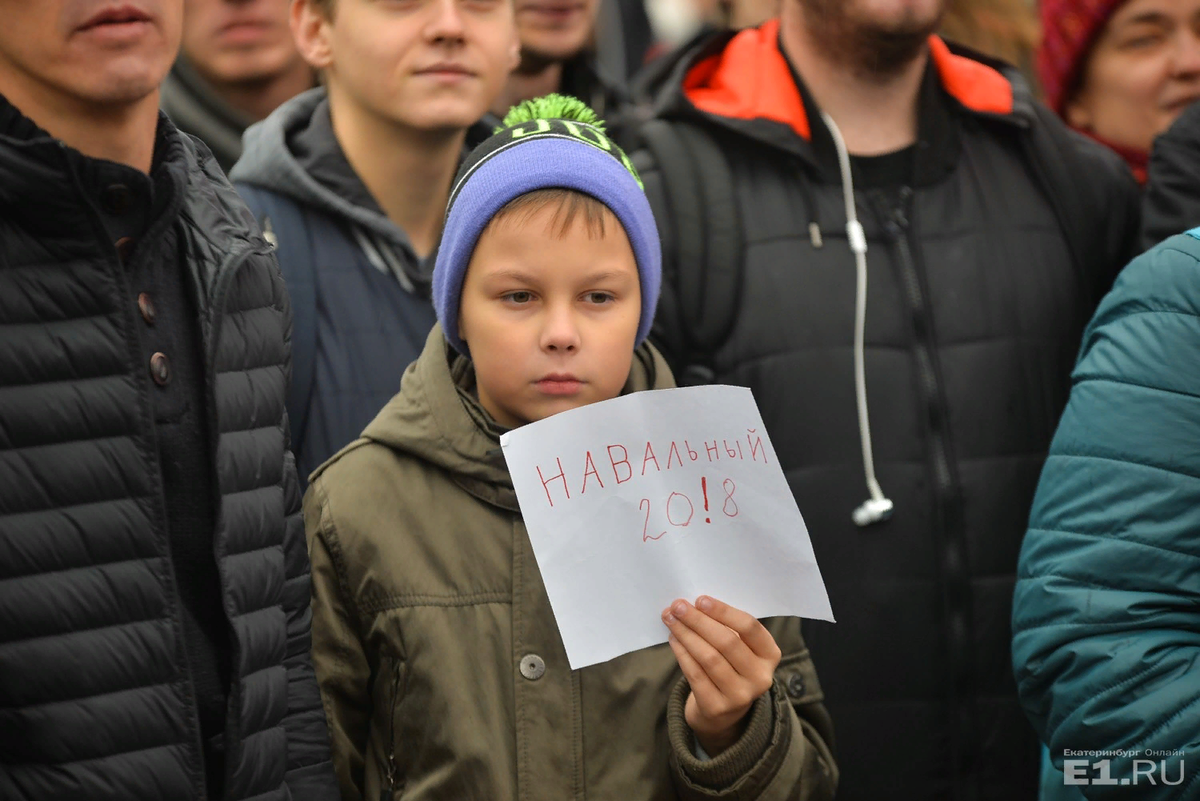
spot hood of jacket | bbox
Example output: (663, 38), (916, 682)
(231, 87), (415, 249)
(340, 325), (674, 512)
(638, 19), (1037, 160)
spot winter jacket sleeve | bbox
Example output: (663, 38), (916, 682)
(666, 619), (838, 801)
(1143, 101), (1200, 250)
(280, 415), (341, 798)
(1011, 234), (1200, 800)
(305, 476), (375, 801)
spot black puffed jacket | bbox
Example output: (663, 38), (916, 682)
(0, 110), (338, 800)
(634, 22), (1141, 801)
(1143, 99), (1200, 248)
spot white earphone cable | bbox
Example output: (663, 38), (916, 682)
(820, 111), (894, 527)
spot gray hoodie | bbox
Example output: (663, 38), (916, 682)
(232, 87), (434, 290)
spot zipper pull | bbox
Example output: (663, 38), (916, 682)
(381, 659), (401, 800)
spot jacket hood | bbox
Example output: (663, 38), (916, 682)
(640, 19), (1035, 156)
(348, 325), (674, 512)
(231, 87), (414, 249)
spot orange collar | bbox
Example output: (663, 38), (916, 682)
(683, 20), (1014, 141)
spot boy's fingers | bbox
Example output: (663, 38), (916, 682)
(669, 634), (745, 721)
(667, 634), (719, 702)
(665, 605), (741, 691)
(669, 599), (759, 677)
(695, 596), (782, 663)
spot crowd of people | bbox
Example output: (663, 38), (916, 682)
(2, 0), (1200, 800)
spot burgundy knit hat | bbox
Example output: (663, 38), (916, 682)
(1038, 0), (1129, 114)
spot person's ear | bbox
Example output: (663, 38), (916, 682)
(509, 28), (522, 71)
(1064, 93), (1093, 131)
(292, 0), (335, 71)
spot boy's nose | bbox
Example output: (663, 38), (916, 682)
(541, 306), (581, 353)
(425, 0), (468, 42)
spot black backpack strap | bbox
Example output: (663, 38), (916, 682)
(639, 118), (744, 385)
(233, 183), (318, 460)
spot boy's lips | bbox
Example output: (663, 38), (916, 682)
(415, 63), (476, 80)
(536, 374), (584, 395)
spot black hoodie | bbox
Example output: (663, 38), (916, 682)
(632, 21), (1141, 801)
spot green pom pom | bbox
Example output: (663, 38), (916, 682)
(496, 93), (606, 133)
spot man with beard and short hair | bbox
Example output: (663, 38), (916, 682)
(0, 1), (337, 799)
(164, 0), (314, 172)
(492, 0), (629, 140)
(633, 0), (1141, 798)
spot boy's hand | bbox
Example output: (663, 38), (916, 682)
(662, 596), (782, 757)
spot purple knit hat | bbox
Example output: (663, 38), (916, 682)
(432, 96), (661, 355)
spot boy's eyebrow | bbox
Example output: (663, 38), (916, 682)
(482, 269), (541, 285)
(481, 268), (638, 285)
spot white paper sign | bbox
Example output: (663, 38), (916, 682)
(500, 385), (834, 669)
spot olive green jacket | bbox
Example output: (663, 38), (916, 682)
(304, 326), (838, 801)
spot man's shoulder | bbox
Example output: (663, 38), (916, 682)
(1114, 229), (1200, 305)
(1023, 103), (1134, 186)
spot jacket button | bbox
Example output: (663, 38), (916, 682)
(786, 672), (806, 699)
(101, 183), (133, 214)
(115, 236), (135, 262)
(149, 352), (171, 386)
(137, 292), (156, 325)
(519, 654), (545, 681)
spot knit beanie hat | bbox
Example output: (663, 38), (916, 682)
(432, 94), (662, 356)
(1039, 0), (1129, 115)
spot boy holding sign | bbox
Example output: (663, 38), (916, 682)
(303, 96), (837, 801)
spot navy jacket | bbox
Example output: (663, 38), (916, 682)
(231, 90), (438, 486)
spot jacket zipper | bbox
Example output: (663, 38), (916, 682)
(874, 189), (980, 801)
(382, 659), (401, 801)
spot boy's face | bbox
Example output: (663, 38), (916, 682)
(295, 0), (519, 132)
(458, 202), (641, 429)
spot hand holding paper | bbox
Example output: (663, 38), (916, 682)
(663, 595), (782, 756)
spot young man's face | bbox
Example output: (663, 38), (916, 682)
(296, 0), (518, 131)
(1067, 0), (1200, 153)
(182, 0), (302, 88)
(458, 200), (641, 429)
(513, 0), (598, 64)
(0, 0), (182, 110)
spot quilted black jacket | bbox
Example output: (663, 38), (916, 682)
(0, 106), (337, 800)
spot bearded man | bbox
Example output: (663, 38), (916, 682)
(632, 1), (1141, 798)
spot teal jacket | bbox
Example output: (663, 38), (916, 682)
(1013, 229), (1200, 800)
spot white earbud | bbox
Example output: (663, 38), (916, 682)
(853, 497), (895, 527)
